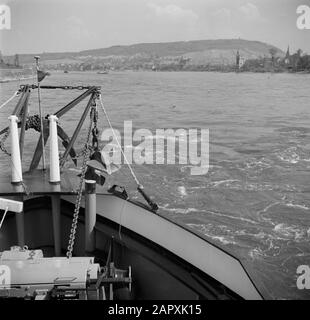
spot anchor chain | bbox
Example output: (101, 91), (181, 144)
(21, 85), (100, 91)
(0, 114), (47, 157)
(92, 104), (99, 150)
(66, 102), (97, 259)
(0, 129), (11, 157)
(1, 115), (47, 155)
(25, 114), (42, 132)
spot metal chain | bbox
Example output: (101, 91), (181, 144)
(69, 149), (87, 161)
(68, 145), (93, 161)
(0, 128), (29, 195)
(21, 85), (99, 91)
(25, 114), (42, 132)
(92, 103), (99, 150)
(66, 104), (96, 259)
(0, 129), (11, 156)
(0, 114), (41, 156)
(0, 114), (44, 156)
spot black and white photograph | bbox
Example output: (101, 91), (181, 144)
(0, 0), (310, 307)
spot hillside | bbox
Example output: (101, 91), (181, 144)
(79, 39), (283, 58)
(3, 39), (284, 72)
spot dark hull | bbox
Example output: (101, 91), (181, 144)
(0, 194), (264, 300)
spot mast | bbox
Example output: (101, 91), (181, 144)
(34, 56), (46, 170)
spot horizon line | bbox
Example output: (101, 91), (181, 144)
(2, 37), (294, 57)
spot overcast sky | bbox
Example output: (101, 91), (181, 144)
(0, 0), (309, 55)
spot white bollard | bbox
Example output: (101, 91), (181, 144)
(8, 115), (23, 184)
(49, 115), (60, 183)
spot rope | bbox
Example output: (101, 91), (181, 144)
(98, 94), (143, 189)
(0, 91), (19, 111)
(0, 207), (9, 230)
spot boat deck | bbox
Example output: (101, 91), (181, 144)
(0, 169), (82, 196)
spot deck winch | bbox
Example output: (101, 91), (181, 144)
(0, 246), (132, 300)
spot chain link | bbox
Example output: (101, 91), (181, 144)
(25, 114), (42, 132)
(0, 115), (44, 157)
(0, 129), (11, 157)
(91, 105), (99, 150)
(0, 128), (29, 195)
(66, 104), (96, 259)
(69, 149), (87, 161)
(21, 85), (100, 91)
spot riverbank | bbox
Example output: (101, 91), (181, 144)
(0, 68), (34, 83)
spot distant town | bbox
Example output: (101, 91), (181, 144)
(1, 39), (309, 81)
(238, 47), (310, 73)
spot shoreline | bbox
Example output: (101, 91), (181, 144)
(0, 75), (35, 84)
(48, 69), (310, 75)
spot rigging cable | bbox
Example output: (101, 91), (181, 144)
(0, 207), (9, 230)
(0, 91), (19, 111)
(98, 94), (143, 189)
(98, 94), (158, 211)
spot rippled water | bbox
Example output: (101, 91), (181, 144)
(1, 71), (310, 299)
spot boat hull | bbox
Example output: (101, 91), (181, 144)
(0, 194), (263, 300)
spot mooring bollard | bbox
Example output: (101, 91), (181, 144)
(8, 115), (24, 246)
(8, 115), (23, 185)
(85, 180), (96, 252)
(48, 115), (60, 184)
(48, 115), (61, 256)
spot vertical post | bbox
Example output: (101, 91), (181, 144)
(51, 195), (61, 256)
(49, 115), (60, 183)
(19, 88), (30, 159)
(9, 115), (23, 184)
(85, 180), (96, 253)
(13, 185), (25, 247)
(15, 211), (25, 246)
(15, 209), (25, 246)
(10, 116), (25, 248)
(109, 236), (115, 300)
(34, 56), (46, 170)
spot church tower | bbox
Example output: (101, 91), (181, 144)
(14, 54), (20, 67)
(284, 46), (290, 65)
(236, 50), (240, 69)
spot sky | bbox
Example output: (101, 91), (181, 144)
(0, 0), (309, 55)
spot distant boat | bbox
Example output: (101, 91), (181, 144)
(97, 70), (109, 74)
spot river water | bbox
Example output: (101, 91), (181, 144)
(1, 71), (310, 299)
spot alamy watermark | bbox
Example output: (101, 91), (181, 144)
(297, 4), (310, 29)
(0, 265), (11, 288)
(100, 121), (209, 176)
(296, 265), (310, 289)
(0, 4), (11, 30)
